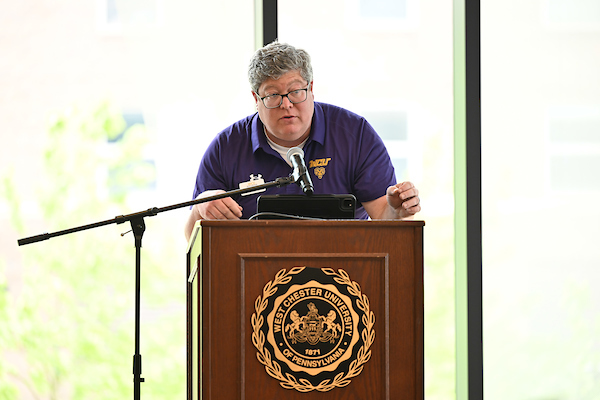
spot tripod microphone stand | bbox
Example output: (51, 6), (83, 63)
(17, 175), (295, 400)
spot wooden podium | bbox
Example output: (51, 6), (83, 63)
(186, 220), (424, 400)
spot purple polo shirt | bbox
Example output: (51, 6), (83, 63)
(192, 102), (397, 219)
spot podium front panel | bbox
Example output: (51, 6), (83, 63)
(186, 220), (424, 400)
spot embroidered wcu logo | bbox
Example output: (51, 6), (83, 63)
(308, 158), (331, 180)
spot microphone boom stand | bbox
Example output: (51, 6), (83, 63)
(17, 175), (295, 400)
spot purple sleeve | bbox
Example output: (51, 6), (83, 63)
(192, 137), (227, 200)
(350, 119), (397, 204)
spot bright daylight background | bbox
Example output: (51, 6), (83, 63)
(2, 0), (598, 399)
(481, 0), (600, 399)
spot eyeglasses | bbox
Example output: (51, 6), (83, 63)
(256, 85), (310, 109)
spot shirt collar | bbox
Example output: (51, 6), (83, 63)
(250, 113), (266, 153)
(310, 102), (326, 146)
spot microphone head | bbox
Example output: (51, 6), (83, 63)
(286, 147), (304, 163)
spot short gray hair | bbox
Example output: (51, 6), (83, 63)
(248, 42), (313, 94)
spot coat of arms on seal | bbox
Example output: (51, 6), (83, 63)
(251, 267), (375, 392)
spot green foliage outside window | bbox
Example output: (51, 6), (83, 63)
(0, 102), (186, 399)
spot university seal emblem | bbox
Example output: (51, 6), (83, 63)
(251, 267), (375, 392)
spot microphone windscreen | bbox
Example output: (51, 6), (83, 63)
(286, 147), (304, 163)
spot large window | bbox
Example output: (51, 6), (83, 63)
(0, 1), (254, 398)
(482, 1), (600, 398)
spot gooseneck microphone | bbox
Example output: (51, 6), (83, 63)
(286, 147), (314, 195)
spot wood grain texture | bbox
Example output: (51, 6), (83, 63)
(187, 220), (424, 400)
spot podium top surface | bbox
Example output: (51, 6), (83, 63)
(198, 219), (425, 228)
(187, 219), (424, 254)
